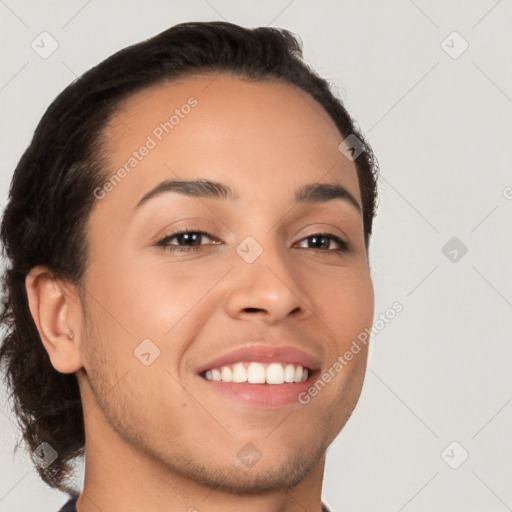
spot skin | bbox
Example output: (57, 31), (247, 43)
(26, 74), (374, 512)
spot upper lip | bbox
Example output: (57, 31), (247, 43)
(196, 344), (322, 374)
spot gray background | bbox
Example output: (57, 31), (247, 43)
(1, 1), (511, 511)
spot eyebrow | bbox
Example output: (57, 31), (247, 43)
(134, 179), (362, 213)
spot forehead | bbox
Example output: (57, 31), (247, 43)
(97, 74), (360, 213)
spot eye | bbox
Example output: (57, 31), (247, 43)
(156, 230), (348, 254)
(156, 229), (220, 253)
(295, 233), (348, 253)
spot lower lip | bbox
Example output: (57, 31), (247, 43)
(198, 373), (316, 408)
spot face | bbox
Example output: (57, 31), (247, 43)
(77, 74), (374, 492)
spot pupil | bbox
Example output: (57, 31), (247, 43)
(181, 233), (199, 245)
(311, 236), (327, 249)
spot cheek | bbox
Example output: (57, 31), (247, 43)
(309, 263), (374, 345)
(124, 261), (232, 335)
(88, 254), (227, 337)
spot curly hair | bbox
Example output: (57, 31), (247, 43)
(0, 20), (379, 492)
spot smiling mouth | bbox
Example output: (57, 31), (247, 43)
(199, 361), (310, 385)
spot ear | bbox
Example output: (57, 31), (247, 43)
(25, 266), (83, 374)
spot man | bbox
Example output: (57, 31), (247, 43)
(0, 21), (378, 512)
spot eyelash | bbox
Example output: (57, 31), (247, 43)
(156, 228), (349, 254)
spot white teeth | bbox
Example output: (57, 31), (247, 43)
(247, 362), (266, 383)
(203, 362), (310, 384)
(266, 363), (284, 385)
(221, 366), (233, 383)
(284, 364), (295, 383)
(232, 363), (248, 383)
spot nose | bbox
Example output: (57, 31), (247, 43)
(224, 236), (314, 325)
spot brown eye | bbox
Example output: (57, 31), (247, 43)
(156, 230), (219, 252)
(296, 233), (348, 252)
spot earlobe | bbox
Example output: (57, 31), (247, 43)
(25, 266), (83, 374)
